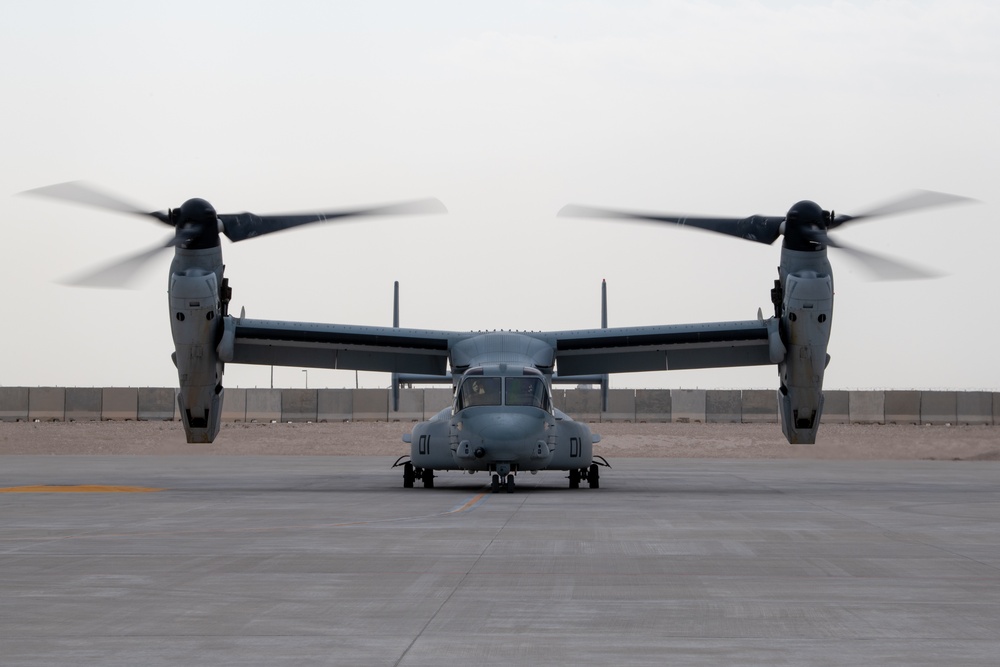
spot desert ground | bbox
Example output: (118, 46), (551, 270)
(1, 420), (998, 460)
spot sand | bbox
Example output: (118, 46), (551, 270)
(1, 420), (998, 460)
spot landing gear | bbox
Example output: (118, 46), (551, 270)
(491, 473), (515, 493)
(569, 458), (610, 489)
(392, 458), (434, 489)
(588, 462), (600, 489)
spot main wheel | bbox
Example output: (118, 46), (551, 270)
(505, 475), (515, 493)
(423, 469), (435, 488)
(403, 462), (415, 488)
(491, 474), (500, 493)
(588, 463), (600, 489)
(569, 468), (580, 489)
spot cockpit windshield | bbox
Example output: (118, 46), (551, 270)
(505, 377), (547, 409)
(460, 377), (502, 407)
(457, 374), (549, 410)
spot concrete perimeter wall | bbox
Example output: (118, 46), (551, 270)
(1, 388), (997, 425)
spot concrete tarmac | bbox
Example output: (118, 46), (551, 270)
(2, 456), (999, 666)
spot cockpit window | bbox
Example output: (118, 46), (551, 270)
(505, 377), (547, 409)
(459, 377), (502, 408)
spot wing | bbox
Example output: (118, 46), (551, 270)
(546, 320), (774, 376)
(219, 318), (459, 375)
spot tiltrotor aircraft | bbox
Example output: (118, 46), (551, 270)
(23, 182), (971, 493)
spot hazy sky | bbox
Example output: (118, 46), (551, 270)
(2, 1), (997, 391)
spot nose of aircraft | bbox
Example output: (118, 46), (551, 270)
(476, 409), (545, 441)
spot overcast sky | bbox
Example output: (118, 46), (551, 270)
(1, 1), (997, 391)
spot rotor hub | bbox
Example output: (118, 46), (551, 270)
(174, 198), (221, 249)
(783, 200), (829, 252)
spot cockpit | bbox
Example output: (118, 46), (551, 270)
(456, 367), (550, 411)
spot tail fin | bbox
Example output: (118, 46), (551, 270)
(391, 280), (400, 412)
(600, 279), (609, 412)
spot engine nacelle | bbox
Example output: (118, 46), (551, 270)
(169, 250), (225, 443)
(775, 249), (834, 444)
(776, 272), (833, 443)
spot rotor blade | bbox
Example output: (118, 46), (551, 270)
(558, 204), (786, 245)
(20, 181), (170, 223)
(831, 189), (976, 228)
(220, 197), (447, 242)
(825, 235), (943, 281)
(60, 236), (176, 288)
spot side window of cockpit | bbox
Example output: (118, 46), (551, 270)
(460, 377), (502, 408)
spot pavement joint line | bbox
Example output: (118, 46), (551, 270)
(393, 491), (529, 666)
(0, 498), (499, 545)
(0, 485), (163, 493)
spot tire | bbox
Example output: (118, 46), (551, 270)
(403, 462), (415, 488)
(588, 463), (600, 489)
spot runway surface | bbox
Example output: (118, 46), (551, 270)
(2, 456), (999, 666)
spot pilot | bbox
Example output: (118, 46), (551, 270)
(507, 378), (535, 407)
(522, 381), (536, 403)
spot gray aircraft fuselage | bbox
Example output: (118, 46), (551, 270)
(404, 361), (598, 484)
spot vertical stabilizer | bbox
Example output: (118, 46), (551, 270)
(600, 279), (609, 412)
(391, 281), (400, 412)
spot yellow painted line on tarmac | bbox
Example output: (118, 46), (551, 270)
(447, 491), (489, 514)
(0, 485), (164, 493)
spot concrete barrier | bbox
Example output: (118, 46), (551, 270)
(635, 390), (671, 422)
(885, 391), (921, 425)
(671, 389), (706, 423)
(823, 390), (850, 424)
(602, 389), (636, 422)
(551, 389), (567, 414)
(102, 388), (138, 420)
(222, 388), (247, 422)
(423, 388), (453, 419)
(392, 389), (424, 422)
(741, 390), (777, 423)
(28, 387), (65, 422)
(0, 387), (29, 422)
(849, 391), (885, 424)
(6, 387), (1000, 427)
(138, 387), (175, 421)
(353, 389), (388, 421)
(65, 387), (102, 421)
(317, 389), (352, 422)
(246, 388), (282, 422)
(921, 391), (957, 425)
(562, 389), (602, 422)
(706, 390), (741, 423)
(282, 389), (318, 422)
(956, 392), (993, 426)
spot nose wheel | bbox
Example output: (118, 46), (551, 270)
(491, 473), (515, 493)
